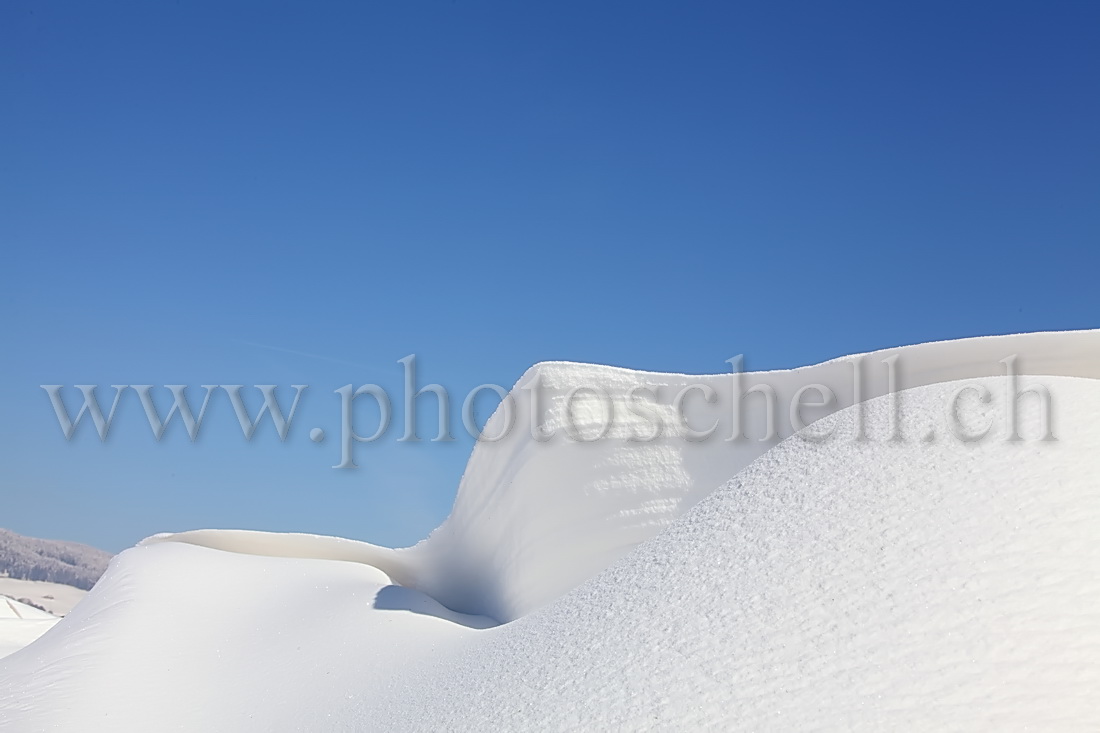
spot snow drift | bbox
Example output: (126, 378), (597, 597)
(146, 330), (1099, 623)
(1, 330), (1098, 730)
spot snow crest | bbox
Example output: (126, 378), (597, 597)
(157, 329), (1100, 622)
(2, 331), (1099, 730)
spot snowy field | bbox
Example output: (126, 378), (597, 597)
(0, 597), (58, 662)
(0, 576), (88, 662)
(1, 331), (1098, 730)
(0, 579), (87, 618)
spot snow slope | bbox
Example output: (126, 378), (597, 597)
(152, 329), (1099, 623)
(0, 598), (57, 661)
(402, 329), (1100, 622)
(1, 331), (1098, 730)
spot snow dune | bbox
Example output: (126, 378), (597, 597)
(150, 329), (1099, 623)
(1, 330), (1098, 730)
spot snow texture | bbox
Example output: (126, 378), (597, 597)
(1, 330), (1098, 730)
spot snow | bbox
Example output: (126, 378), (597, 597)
(0, 579), (88, 617)
(1, 330), (1098, 730)
(0, 598), (55, 621)
(0, 528), (112, 592)
(0, 598), (57, 661)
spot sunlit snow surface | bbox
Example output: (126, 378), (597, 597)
(2, 331), (1098, 730)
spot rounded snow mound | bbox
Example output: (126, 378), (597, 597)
(1, 373), (1098, 730)
(425, 374), (1100, 730)
(132, 330), (1100, 625)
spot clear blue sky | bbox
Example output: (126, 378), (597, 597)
(2, 2), (1097, 552)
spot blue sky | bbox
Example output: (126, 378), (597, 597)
(2, 2), (1097, 552)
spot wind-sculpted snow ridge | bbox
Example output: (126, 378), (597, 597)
(152, 330), (1098, 623)
(1, 369), (1098, 730)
